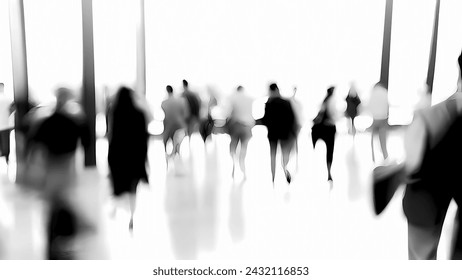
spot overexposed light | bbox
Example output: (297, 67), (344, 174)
(354, 115), (373, 132)
(153, 107), (165, 121)
(252, 97), (267, 120)
(95, 113), (107, 138)
(148, 120), (164, 135)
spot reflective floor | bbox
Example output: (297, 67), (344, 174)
(0, 127), (457, 259)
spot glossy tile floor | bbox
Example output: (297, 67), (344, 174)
(0, 127), (458, 259)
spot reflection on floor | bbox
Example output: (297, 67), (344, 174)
(0, 127), (458, 259)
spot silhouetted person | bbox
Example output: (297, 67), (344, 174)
(259, 83), (297, 184)
(0, 83), (14, 165)
(108, 87), (149, 231)
(31, 87), (90, 259)
(401, 52), (462, 259)
(161, 85), (187, 162)
(289, 86), (303, 171)
(312, 86), (337, 181)
(345, 84), (361, 136)
(227, 86), (254, 179)
(368, 82), (389, 161)
(181, 80), (201, 140)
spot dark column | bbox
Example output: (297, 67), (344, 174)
(9, 0), (29, 182)
(426, 0), (440, 96)
(380, 0), (393, 89)
(136, 0), (146, 96)
(81, 0), (96, 167)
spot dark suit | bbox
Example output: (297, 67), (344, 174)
(403, 97), (462, 259)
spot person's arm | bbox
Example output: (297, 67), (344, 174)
(255, 102), (269, 126)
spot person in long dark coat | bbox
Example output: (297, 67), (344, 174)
(108, 87), (149, 231)
(259, 83), (297, 184)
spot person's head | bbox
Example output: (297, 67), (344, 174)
(183, 79), (189, 89)
(55, 87), (74, 111)
(269, 83), (280, 97)
(237, 85), (244, 93)
(115, 86), (136, 112)
(166, 85), (173, 96)
(0, 83), (4, 95)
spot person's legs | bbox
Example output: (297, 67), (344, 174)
(229, 135), (239, 178)
(311, 126), (319, 148)
(162, 132), (171, 168)
(281, 138), (295, 184)
(128, 180), (139, 231)
(0, 130), (10, 164)
(351, 117), (356, 136)
(173, 128), (186, 156)
(451, 208), (462, 259)
(239, 138), (249, 179)
(407, 220), (444, 260)
(371, 122), (377, 162)
(378, 120), (389, 160)
(269, 140), (277, 183)
(324, 127), (336, 181)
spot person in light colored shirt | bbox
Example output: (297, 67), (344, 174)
(161, 85), (187, 161)
(227, 86), (254, 179)
(367, 82), (389, 161)
(289, 86), (304, 170)
(0, 83), (14, 164)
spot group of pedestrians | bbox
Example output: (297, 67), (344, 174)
(4, 49), (462, 260)
(159, 80), (375, 184)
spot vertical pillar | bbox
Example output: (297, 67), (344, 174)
(426, 0), (440, 96)
(82, 0), (96, 167)
(136, 0), (146, 96)
(9, 0), (29, 182)
(380, 0), (393, 89)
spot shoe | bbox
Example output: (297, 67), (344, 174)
(328, 174), (333, 181)
(129, 218), (133, 231)
(285, 170), (292, 184)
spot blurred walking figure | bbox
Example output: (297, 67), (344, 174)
(374, 52), (462, 259)
(289, 86), (303, 171)
(403, 52), (462, 259)
(311, 86), (337, 182)
(259, 83), (297, 184)
(181, 80), (201, 141)
(161, 85), (187, 163)
(30, 87), (90, 259)
(108, 87), (149, 231)
(345, 84), (361, 136)
(0, 83), (14, 165)
(368, 82), (389, 162)
(227, 86), (254, 180)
